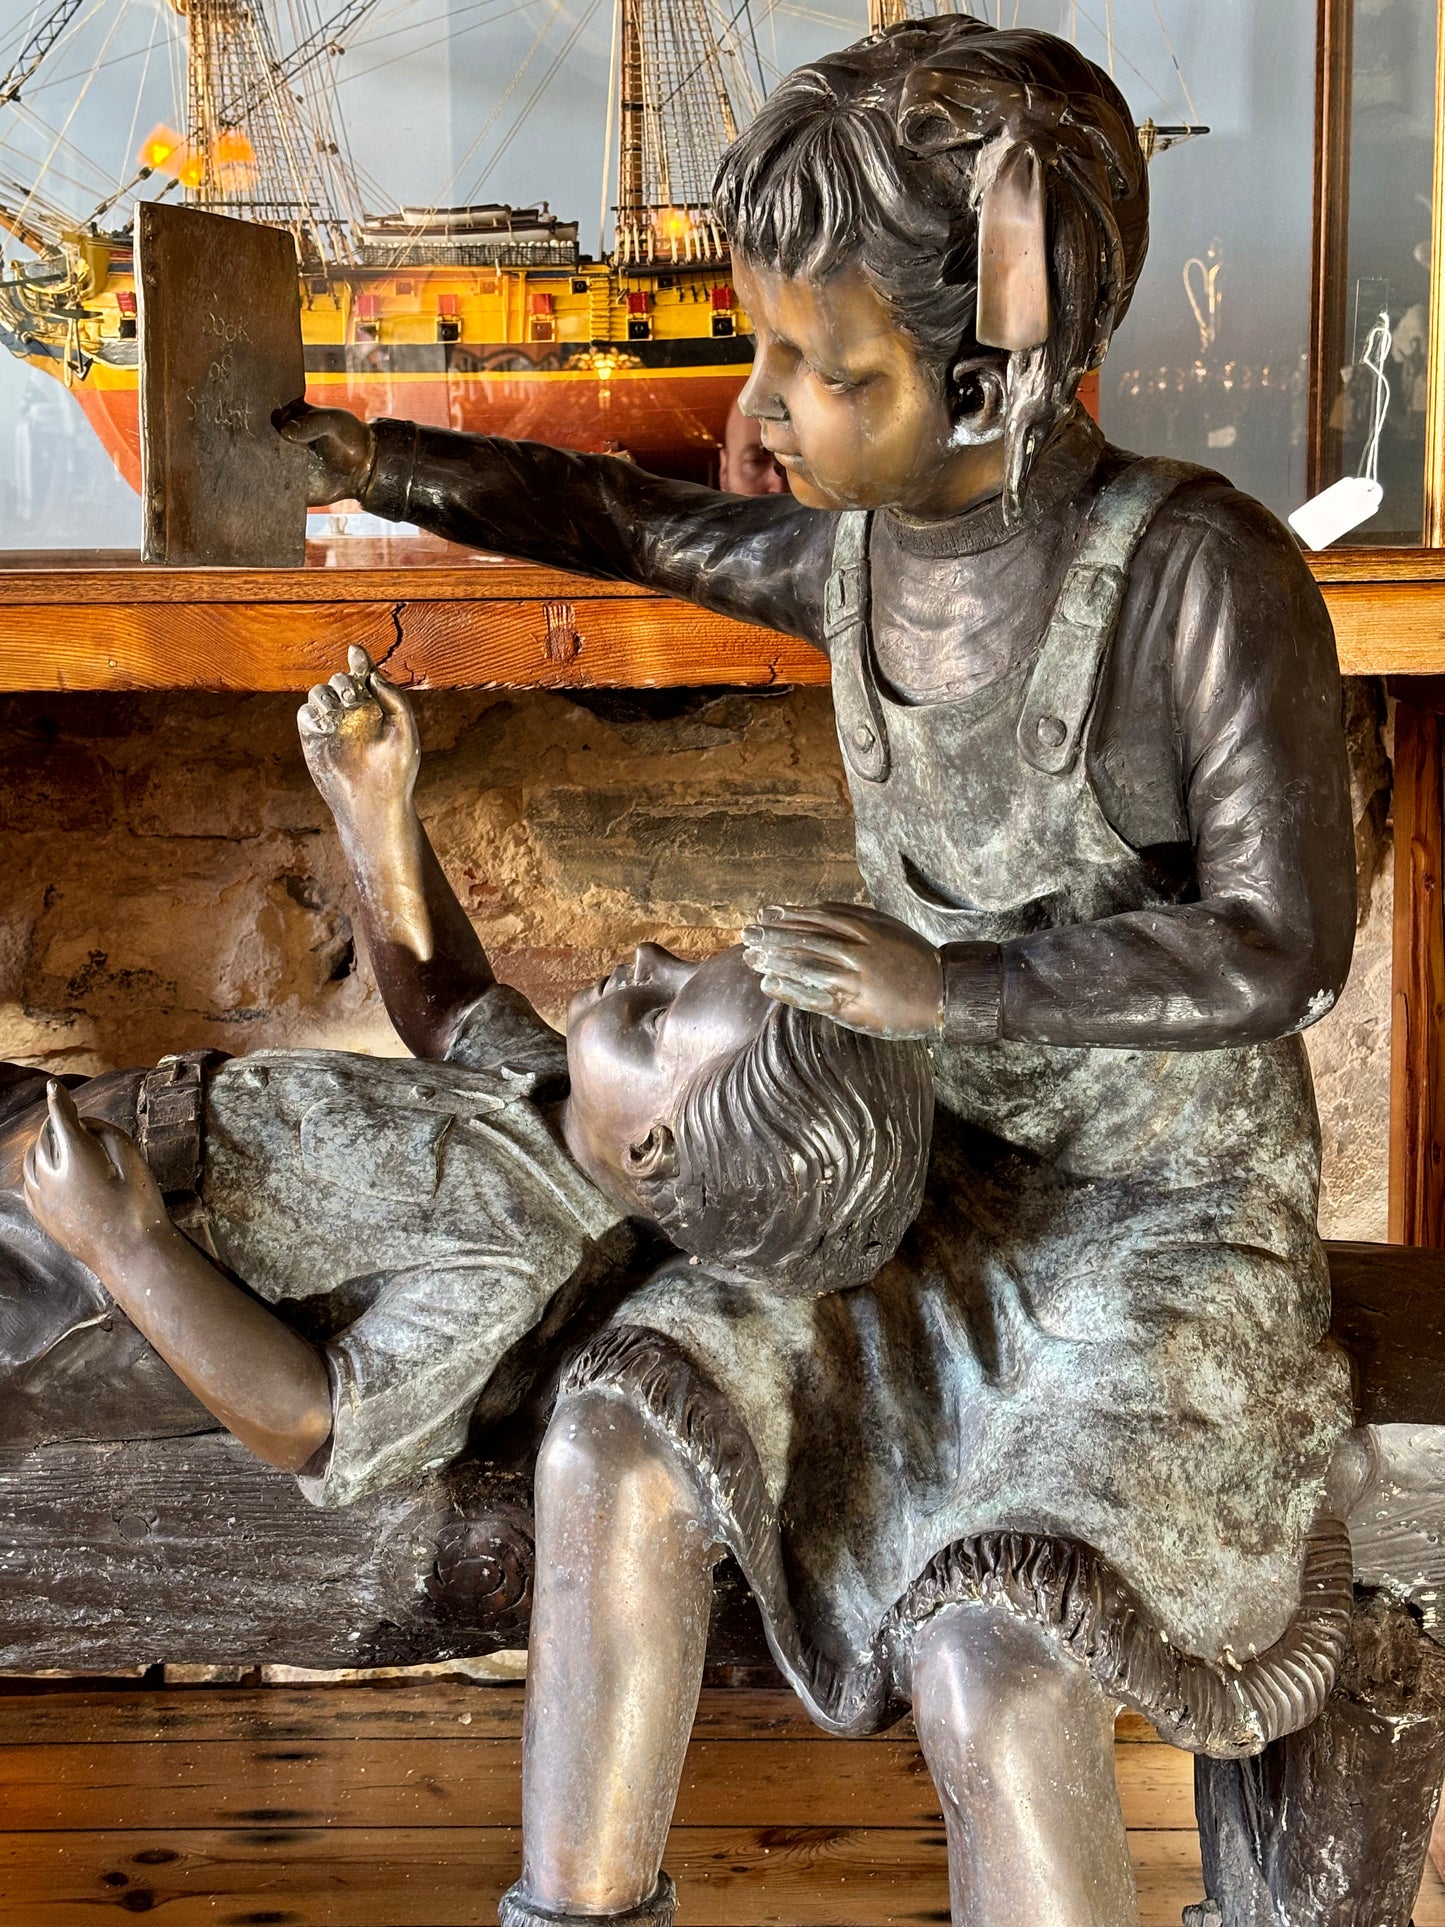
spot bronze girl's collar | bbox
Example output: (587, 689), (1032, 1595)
(882, 407), (1105, 559)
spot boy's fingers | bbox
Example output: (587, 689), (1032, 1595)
(330, 670), (365, 707)
(46, 1079), (83, 1139)
(306, 682), (341, 713)
(42, 1081), (82, 1172)
(367, 673), (409, 719)
(91, 1119), (137, 1183)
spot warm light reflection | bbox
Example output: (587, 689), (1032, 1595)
(139, 123), (184, 171)
(138, 124), (256, 189)
(211, 128), (256, 189)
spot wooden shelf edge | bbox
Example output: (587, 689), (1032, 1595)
(0, 545), (1443, 605)
(0, 555), (1440, 689)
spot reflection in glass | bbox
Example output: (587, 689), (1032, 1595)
(1332, 0), (1438, 543)
(1086, 0), (1318, 524)
(0, 1), (1433, 553)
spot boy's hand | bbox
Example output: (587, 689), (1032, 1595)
(742, 902), (944, 1039)
(299, 645), (420, 828)
(275, 401), (376, 506)
(23, 1082), (170, 1277)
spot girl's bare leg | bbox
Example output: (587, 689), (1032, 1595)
(519, 1391), (719, 1917)
(912, 1602), (1138, 1927)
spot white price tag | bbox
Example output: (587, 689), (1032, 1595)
(1287, 475), (1384, 550)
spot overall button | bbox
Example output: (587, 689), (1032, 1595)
(854, 724), (877, 752)
(1036, 714), (1067, 748)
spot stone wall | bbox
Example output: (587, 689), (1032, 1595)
(0, 679), (1393, 1241)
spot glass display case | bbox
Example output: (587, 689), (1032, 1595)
(0, 0), (1438, 553)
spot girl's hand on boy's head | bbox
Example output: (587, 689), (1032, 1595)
(274, 401), (377, 507)
(742, 903), (944, 1040)
(23, 1081), (170, 1276)
(299, 645), (420, 829)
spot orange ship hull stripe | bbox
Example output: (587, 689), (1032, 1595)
(59, 359), (750, 496)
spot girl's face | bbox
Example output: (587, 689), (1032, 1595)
(732, 256), (1007, 518)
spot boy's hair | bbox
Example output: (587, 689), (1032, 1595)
(712, 16), (1148, 517)
(631, 1000), (933, 1294)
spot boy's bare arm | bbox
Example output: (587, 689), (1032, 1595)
(23, 1083), (331, 1472)
(300, 647), (495, 1061)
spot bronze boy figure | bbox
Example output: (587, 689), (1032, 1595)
(281, 17), (1359, 1926)
(6, 646), (931, 1491)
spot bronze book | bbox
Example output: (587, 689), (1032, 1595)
(137, 203), (308, 567)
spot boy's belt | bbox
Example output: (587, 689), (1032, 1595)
(135, 1050), (228, 1197)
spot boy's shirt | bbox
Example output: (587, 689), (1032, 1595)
(194, 984), (626, 1507)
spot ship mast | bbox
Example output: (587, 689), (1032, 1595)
(612, 0), (746, 268)
(166, 0), (367, 264)
(867, 0), (963, 29)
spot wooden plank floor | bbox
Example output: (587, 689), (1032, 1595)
(0, 1683), (1437, 1925)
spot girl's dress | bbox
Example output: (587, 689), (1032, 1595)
(365, 406), (1358, 1753)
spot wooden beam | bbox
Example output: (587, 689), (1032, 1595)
(0, 557), (819, 693)
(1425, 0), (1445, 545)
(1308, 0), (1354, 501)
(0, 550), (1441, 691)
(1391, 695), (1445, 1244)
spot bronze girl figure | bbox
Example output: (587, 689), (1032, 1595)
(282, 18), (1358, 1925)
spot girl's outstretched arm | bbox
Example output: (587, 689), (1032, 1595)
(281, 404), (834, 648)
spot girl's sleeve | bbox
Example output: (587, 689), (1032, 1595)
(944, 496), (1357, 1049)
(361, 419), (834, 648)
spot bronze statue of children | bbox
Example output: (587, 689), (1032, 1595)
(5, 645), (932, 1502)
(280, 17), (1360, 1927)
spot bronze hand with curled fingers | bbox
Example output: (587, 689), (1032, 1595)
(298, 644), (495, 1051)
(23, 1079), (170, 1278)
(274, 401), (377, 507)
(23, 1081), (331, 1471)
(742, 902), (946, 1040)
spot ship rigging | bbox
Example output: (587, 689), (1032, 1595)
(0, 0), (1205, 490)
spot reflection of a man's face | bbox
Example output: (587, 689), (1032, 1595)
(720, 397), (789, 496)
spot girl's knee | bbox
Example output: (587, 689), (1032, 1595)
(536, 1391), (704, 1522)
(911, 1605), (1108, 1779)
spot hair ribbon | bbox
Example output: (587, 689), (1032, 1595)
(896, 70), (1072, 353)
(898, 65), (1127, 357)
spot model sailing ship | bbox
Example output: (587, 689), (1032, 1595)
(0, 0), (1204, 492)
(0, 0), (771, 487)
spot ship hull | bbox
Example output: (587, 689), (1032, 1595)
(65, 337), (754, 496)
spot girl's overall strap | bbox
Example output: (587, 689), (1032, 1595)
(1017, 459), (1199, 776)
(825, 509), (891, 784)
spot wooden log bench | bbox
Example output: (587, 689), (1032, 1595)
(0, 1239), (1442, 1927)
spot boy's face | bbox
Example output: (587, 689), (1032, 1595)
(561, 943), (772, 1210)
(732, 256), (1006, 518)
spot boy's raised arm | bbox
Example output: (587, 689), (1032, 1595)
(280, 404), (833, 649)
(300, 646), (496, 1061)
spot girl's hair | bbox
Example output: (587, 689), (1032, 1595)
(632, 999), (933, 1295)
(712, 16), (1149, 516)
